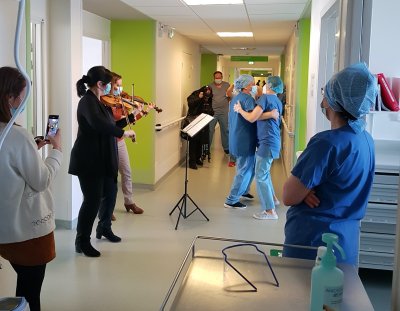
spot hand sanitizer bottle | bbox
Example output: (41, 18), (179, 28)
(310, 233), (346, 311)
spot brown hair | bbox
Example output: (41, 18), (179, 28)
(0, 67), (27, 123)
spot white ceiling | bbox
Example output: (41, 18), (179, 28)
(82, 0), (311, 57)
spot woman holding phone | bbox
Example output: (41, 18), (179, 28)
(69, 66), (136, 258)
(0, 66), (63, 311)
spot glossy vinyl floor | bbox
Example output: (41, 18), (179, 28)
(0, 136), (393, 310)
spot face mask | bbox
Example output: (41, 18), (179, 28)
(103, 83), (111, 95)
(113, 86), (123, 96)
(251, 85), (258, 96)
(9, 106), (18, 116)
(214, 79), (222, 84)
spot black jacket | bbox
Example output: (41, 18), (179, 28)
(68, 90), (131, 178)
(187, 86), (214, 116)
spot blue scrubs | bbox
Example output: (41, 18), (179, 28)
(284, 125), (375, 265)
(226, 92), (257, 204)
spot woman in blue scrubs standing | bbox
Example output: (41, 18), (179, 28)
(224, 74), (257, 209)
(283, 63), (377, 265)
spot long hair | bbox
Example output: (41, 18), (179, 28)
(0, 67), (27, 123)
(76, 66), (112, 97)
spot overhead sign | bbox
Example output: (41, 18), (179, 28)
(230, 56), (268, 62)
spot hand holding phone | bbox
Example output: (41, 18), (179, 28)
(46, 115), (59, 139)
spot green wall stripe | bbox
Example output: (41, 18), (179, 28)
(295, 18), (311, 153)
(280, 54), (285, 81)
(200, 54), (217, 86)
(111, 20), (156, 184)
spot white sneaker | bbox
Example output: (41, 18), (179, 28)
(253, 210), (278, 220)
(274, 200), (280, 207)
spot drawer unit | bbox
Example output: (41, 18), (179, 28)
(359, 232), (396, 253)
(359, 251), (394, 270)
(359, 166), (399, 270)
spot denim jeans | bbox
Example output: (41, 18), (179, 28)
(226, 155), (255, 204)
(209, 112), (229, 152)
(255, 153), (276, 211)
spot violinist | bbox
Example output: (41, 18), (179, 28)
(68, 66), (136, 258)
(107, 72), (144, 219)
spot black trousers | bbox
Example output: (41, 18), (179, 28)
(11, 263), (46, 311)
(76, 175), (117, 243)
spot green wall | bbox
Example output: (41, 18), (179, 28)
(200, 54), (217, 86)
(294, 18), (311, 153)
(111, 20), (156, 184)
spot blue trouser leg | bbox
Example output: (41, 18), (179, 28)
(255, 153), (275, 212)
(226, 155), (255, 204)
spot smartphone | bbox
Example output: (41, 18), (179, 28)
(46, 115), (59, 138)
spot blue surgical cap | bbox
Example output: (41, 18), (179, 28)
(267, 76), (283, 94)
(324, 62), (377, 133)
(234, 74), (254, 90)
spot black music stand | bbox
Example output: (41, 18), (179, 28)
(169, 113), (213, 230)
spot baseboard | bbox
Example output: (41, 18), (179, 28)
(56, 218), (77, 230)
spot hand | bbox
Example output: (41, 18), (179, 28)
(270, 109), (279, 120)
(34, 136), (49, 150)
(47, 129), (62, 151)
(199, 92), (204, 99)
(233, 101), (242, 113)
(123, 130), (136, 139)
(304, 190), (320, 208)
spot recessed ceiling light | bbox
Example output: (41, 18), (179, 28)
(182, 0), (243, 5)
(217, 32), (253, 37)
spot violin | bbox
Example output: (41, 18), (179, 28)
(100, 94), (140, 110)
(120, 91), (163, 113)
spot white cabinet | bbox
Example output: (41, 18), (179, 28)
(360, 114), (400, 270)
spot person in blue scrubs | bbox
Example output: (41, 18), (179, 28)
(224, 74), (257, 209)
(283, 63), (377, 265)
(234, 76), (283, 220)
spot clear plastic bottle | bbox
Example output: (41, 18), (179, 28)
(310, 233), (346, 311)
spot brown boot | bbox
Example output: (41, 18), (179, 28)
(124, 203), (144, 214)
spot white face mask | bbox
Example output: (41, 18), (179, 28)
(214, 78), (222, 84)
(251, 85), (258, 96)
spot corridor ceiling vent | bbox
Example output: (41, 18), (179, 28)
(182, 0), (243, 5)
(217, 32), (253, 37)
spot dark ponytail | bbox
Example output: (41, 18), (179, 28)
(76, 66), (112, 97)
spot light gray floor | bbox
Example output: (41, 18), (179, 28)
(0, 136), (393, 310)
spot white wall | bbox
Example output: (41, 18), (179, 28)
(0, 0), (28, 128)
(154, 29), (201, 182)
(368, 1), (400, 78)
(48, 0), (83, 227)
(306, 0), (337, 141)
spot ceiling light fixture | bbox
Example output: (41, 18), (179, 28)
(182, 0), (243, 5)
(217, 32), (253, 38)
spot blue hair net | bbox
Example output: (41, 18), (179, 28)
(267, 76), (283, 94)
(324, 62), (377, 133)
(234, 74), (254, 90)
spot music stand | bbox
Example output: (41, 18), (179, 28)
(169, 113), (213, 230)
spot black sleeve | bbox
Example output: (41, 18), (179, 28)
(78, 94), (124, 138)
(187, 92), (203, 115)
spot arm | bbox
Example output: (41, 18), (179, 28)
(226, 84), (234, 98)
(233, 101), (263, 123)
(282, 174), (313, 206)
(259, 109), (279, 121)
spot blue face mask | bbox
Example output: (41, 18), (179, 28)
(10, 106), (18, 116)
(251, 85), (258, 96)
(103, 83), (111, 95)
(113, 86), (123, 96)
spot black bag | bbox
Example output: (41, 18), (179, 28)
(180, 115), (197, 140)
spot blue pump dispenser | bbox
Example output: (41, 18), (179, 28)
(310, 233), (346, 311)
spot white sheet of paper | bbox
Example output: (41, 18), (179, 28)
(182, 113), (214, 137)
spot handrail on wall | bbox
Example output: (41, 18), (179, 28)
(155, 116), (186, 131)
(281, 117), (295, 138)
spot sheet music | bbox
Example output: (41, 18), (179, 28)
(182, 113), (214, 137)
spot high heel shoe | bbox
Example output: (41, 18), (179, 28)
(75, 240), (101, 257)
(96, 226), (121, 243)
(124, 203), (144, 214)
